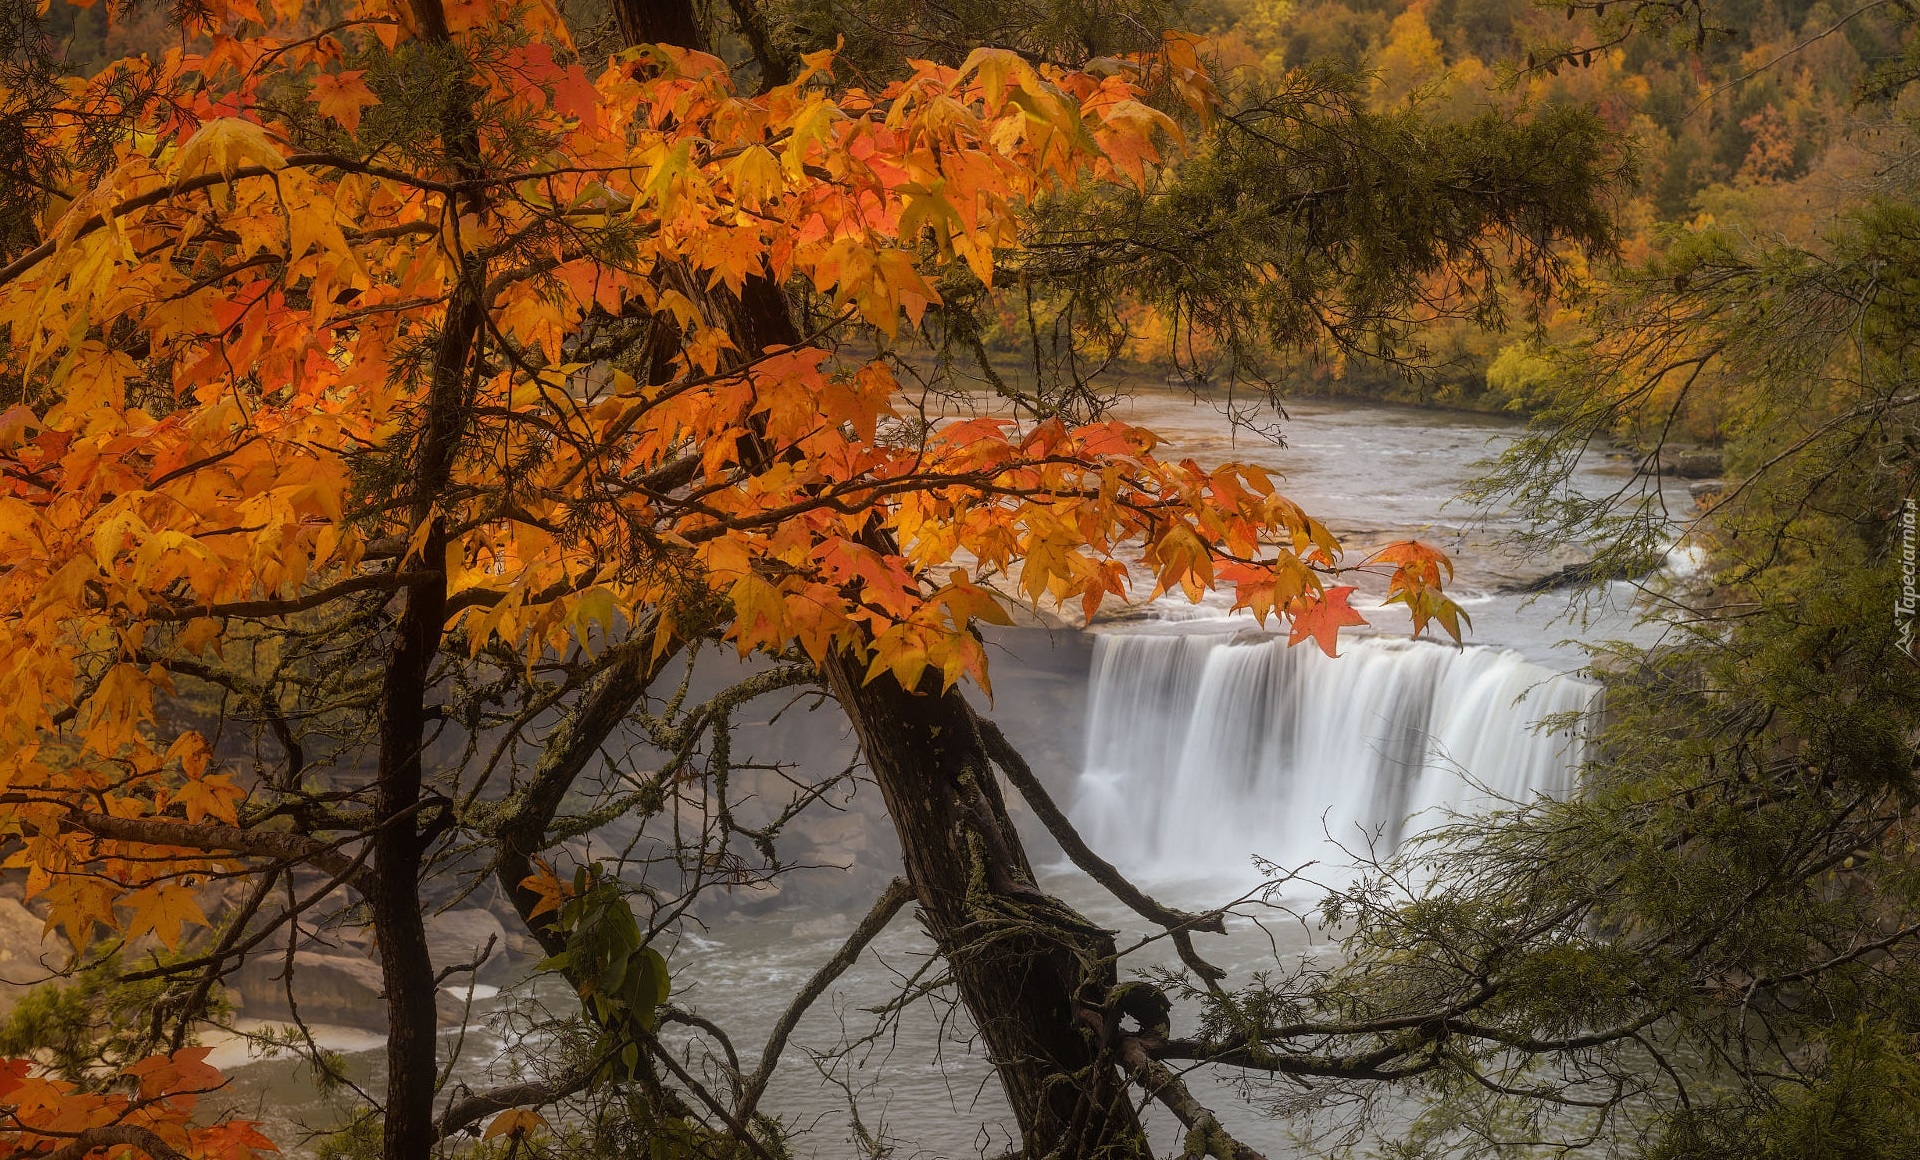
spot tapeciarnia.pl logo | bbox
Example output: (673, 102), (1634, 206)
(1900, 497), (1917, 658)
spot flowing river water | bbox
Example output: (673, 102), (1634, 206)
(211, 394), (1693, 1157)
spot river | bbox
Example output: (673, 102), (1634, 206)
(210, 394), (1693, 1158)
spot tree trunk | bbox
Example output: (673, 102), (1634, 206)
(376, 8), (489, 1150)
(371, 544), (446, 1160)
(822, 656), (1148, 1157)
(610, 4), (1149, 1151)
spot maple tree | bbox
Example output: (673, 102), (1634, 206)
(0, 0), (1517, 1154)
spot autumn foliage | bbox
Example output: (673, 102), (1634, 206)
(0, 0), (1461, 1152)
(0, 1049), (273, 1160)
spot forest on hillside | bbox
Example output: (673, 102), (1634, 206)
(34, 0), (1911, 415)
(1197, 0), (1919, 411)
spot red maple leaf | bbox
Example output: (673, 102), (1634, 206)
(1288, 585), (1367, 657)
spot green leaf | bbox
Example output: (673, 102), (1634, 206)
(636, 945), (670, 1007)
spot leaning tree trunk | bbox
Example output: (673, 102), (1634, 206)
(608, 5), (1151, 1152)
(820, 655), (1148, 1157)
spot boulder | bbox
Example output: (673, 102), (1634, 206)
(1638, 448), (1723, 479)
(1670, 449), (1724, 479)
(0, 897), (65, 1016)
(224, 908), (509, 1031)
(227, 950), (387, 1030)
(425, 909), (509, 983)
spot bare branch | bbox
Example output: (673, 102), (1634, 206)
(976, 714), (1229, 981)
(736, 877), (913, 1121)
(1118, 1036), (1272, 1160)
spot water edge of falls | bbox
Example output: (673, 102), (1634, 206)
(1070, 628), (1599, 883)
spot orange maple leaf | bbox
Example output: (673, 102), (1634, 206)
(484, 1108), (550, 1140)
(519, 859), (570, 920)
(1288, 585), (1368, 657)
(310, 70), (378, 130)
(125, 1046), (224, 1099)
(1372, 539), (1453, 586)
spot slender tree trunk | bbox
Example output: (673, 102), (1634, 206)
(373, 265), (478, 1160)
(375, 9), (489, 1155)
(372, 542), (447, 1160)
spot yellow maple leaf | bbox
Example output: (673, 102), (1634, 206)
(40, 875), (120, 952)
(169, 117), (286, 181)
(120, 883), (210, 951)
(165, 732), (213, 779)
(175, 772), (243, 826)
(483, 1109), (549, 1140)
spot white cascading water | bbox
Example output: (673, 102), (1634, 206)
(1071, 629), (1599, 883)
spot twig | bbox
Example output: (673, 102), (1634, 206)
(975, 715), (1230, 982)
(736, 877), (913, 1121)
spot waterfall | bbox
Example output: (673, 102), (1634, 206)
(1071, 628), (1598, 883)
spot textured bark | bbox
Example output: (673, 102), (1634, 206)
(377, 9), (488, 1155)
(612, 0), (708, 52)
(823, 656), (1148, 1158)
(372, 527), (449, 1160)
(1119, 1037), (1271, 1160)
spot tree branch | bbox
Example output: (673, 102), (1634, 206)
(435, 1068), (597, 1140)
(40, 1126), (191, 1160)
(66, 812), (372, 893)
(976, 714), (1229, 981)
(1118, 1036), (1272, 1160)
(736, 877), (913, 1121)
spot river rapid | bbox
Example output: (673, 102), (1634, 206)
(212, 395), (1693, 1158)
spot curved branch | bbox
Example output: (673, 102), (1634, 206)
(975, 714), (1229, 981)
(1118, 1036), (1272, 1160)
(736, 877), (913, 1121)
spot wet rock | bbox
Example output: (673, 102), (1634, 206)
(1499, 558), (1653, 594)
(228, 950), (387, 1030)
(1671, 450), (1723, 479)
(426, 909), (508, 984)
(1637, 448), (1723, 479)
(0, 897), (65, 1015)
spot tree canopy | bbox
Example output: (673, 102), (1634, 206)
(0, 0), (1513, 1155)
(11, 0), (1902, 1155)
